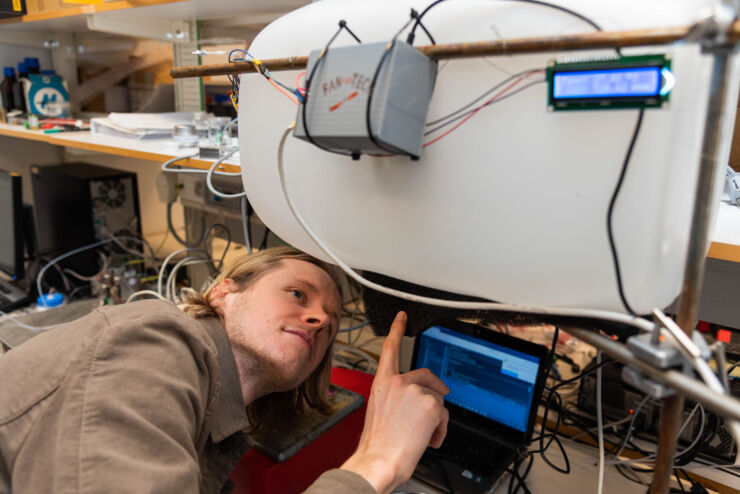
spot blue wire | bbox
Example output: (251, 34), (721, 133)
(337, 321), (370, 333)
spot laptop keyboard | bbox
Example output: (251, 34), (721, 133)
(0, 279), (30, 313)
(431, 422), (515, 477)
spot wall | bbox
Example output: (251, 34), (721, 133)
(0, 135), (61, 205)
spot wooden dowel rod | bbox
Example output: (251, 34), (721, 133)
(170, 21), (740, 79)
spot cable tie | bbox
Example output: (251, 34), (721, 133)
(252, 58), (266, 76)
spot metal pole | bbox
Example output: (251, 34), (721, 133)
(649, 45), (734, 494)
(560, 326), (740, 423)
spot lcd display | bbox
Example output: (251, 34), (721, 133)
(553, 66), (661, 100)
(416, 326), (540, 432)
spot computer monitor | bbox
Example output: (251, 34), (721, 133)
(0, 170), (25, 280)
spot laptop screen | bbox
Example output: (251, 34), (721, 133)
(416, 325), (542, 433)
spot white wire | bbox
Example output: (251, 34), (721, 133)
(275, 124), (656, 333)
(160, 153), (199, 173)
(126, 290), (165, 303)
(676, 405), (705, 458)
(161, 152), (241, 176)
(158, 247), (204, 296)
(611, 403), (706, 466)
(37, 238), (114, 307)
(241, 195), (252, 254)
(597, 350), (605, 494)
(614, 393), (652, 459)
(102, 232), (147, 259)
(0, 310), (63, 331)
(63, 250), (109, 281)
(570, 411), (640, 443)
(166, 257), (209, 302)
(206, 148), (245, 199)
(223, 117), (238, 137)
(170, 260), (210, 304)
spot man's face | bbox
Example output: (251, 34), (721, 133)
(218, 259), (341, 392)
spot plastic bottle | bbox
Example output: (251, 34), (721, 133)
(0, 67), (15, 111)
(24, 57), (40, 75)
(12, 62), (27, 113)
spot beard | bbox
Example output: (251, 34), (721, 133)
(230, 337), (303, 396)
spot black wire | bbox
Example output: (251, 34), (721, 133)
(246, 207), (253, 252)
(615, 463), (650, 486)
(301, 21), (362, 158)
(407, 0), (446, 45)
(508, 0), (602, 32)
(726, 360), (740, 374)
(408, 7), (436, 45)
(364, 8), (442, 158)
(606, 109), (644, 316)
(364, 40), (413, 157)
(674, 468), (687, 493)
(259, 227), (270, 250)
(539, 358), (614, 473)
(508, 453), (534, 494)
(202, 223), (231, 272)
(505, 0), (623, 55)
(167, 201), (208, 248)
(408, 0), (609, 49)
(350, 358), (369, 370)
(417, 20), (436, 45)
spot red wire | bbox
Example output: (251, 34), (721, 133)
(296, 71), (307, 96)
(422, 71), (542, 148)
(269, 78), (299, 105)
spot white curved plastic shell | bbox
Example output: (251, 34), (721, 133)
(239, 0), (740, 314)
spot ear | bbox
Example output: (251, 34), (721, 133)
(209, 278), (236, 317)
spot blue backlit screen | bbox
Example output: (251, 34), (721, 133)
(416, 326), (541, 432)
(553, 66), (661, 99)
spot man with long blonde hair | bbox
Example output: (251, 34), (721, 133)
(0, 247), (449, 494)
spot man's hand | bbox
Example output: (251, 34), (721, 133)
(340, 311), (450, 494)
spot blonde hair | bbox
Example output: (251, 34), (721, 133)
(182, 247), (340, 433)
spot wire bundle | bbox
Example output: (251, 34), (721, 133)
(229, 48), (304, 107)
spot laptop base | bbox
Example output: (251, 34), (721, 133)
(415, 453), (513, 494)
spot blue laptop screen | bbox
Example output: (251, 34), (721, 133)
(416, 326), (541, 433)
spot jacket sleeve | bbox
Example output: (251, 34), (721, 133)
(303, 469), (377, 494)
(72, 310), (215, 493)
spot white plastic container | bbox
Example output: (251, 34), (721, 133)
(239, 0), (740, 314)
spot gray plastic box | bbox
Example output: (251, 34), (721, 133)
(294, 41), (436, 157)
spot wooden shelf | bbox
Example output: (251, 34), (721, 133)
(709, 201), (740, 262)
(708, 241), (740, 263)
(0, 0), (184, 27)
(0, 0), (308, 32)
(0, 123), (240, 173)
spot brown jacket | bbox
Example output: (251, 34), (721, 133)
(0, 300), (374, 494)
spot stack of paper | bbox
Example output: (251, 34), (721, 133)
(91, 112), (202, 139)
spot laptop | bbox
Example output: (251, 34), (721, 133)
(412, 320), (551, 494)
